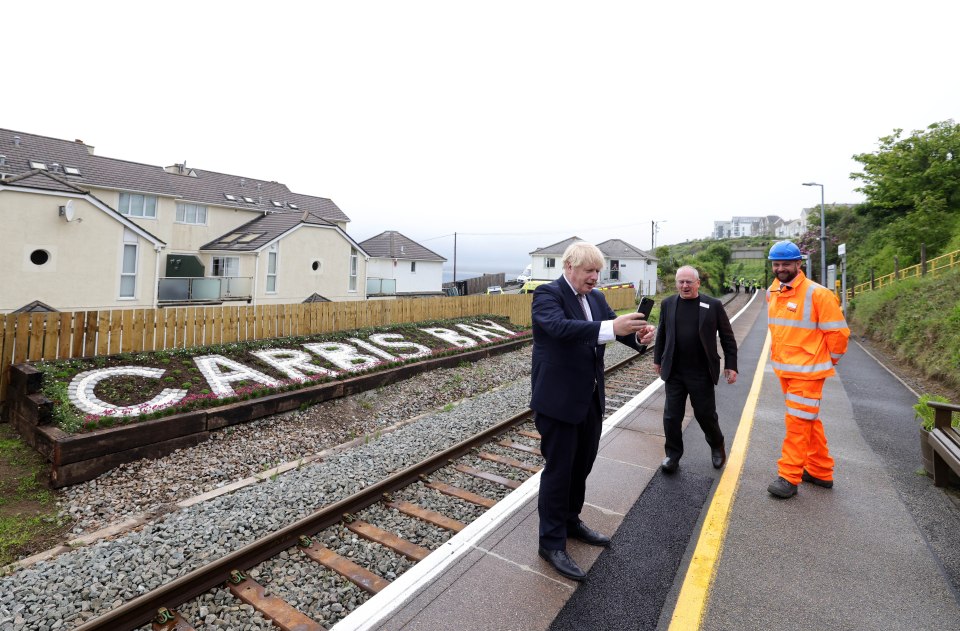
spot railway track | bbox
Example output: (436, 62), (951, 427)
(64, 355), (659, 630)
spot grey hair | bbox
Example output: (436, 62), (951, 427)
(676, 265), (700, 280)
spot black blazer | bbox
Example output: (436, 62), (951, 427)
(529, 278), (646, 424)
(653, 292), (737, 384)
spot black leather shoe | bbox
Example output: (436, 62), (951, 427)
(661, 457), (679, 474)
(711, 445), (726, 469)
(568, 520), (611, 547)
(538, 547), (586, 581)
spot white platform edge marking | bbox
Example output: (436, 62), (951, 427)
(332, 293), (756, 630)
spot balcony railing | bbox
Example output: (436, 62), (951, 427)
(157, 276), (253, 304)
(366, 277), (397, 296)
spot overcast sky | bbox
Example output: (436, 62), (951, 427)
(6, 1), (959, 279)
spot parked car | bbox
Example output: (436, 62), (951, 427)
(516, 265), (532, 283)
(518, 280), (550, 294)
(487, 285), (503, 295)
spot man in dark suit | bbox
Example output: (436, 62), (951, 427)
(654, 265), (738, 474)
(530, 242), (656, 581)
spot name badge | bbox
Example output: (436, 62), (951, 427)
(787, 302), (798, 311)
(700, 302), (709, 309)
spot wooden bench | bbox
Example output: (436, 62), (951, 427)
(928, 401), (960, 487)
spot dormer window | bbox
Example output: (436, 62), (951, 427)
(29, 161), (47, 170)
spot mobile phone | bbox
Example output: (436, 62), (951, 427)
(636, 297), (655, 319)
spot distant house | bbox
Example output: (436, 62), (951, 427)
(358, 230), (446, 298)
(0, 128), (369, 313)
(528, 236), (658, 295)
(595, 238), (659, 296)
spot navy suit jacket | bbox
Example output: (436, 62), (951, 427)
(653, 292), (737, 384)
(530, 278), (646, 424)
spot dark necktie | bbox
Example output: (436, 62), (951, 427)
(578, 294), (590, 320)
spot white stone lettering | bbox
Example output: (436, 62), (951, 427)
(472, 319), (516, 336)
(419, 327), (478, 348)
(304, 342), (382, 372)
(194, 355), (281, 398)
(250, 349), (338, 381)
(348, 338), (397, 362)
(70, 367), (187, 417)
(367, 334), (432, 359)
(455, 323), (506, 343)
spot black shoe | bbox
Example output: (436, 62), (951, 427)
(538, 547), (586, 581)
(567, 520), (611, 547)
(802, 469), (834, 488)
(711, 445), (727, 469)
(661, 457), (679, 474)
(767, 476), (798, 499)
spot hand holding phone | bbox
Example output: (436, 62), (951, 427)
(636, 297), (655, 319)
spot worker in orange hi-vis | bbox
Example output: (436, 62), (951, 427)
(765, 240), (850, 499)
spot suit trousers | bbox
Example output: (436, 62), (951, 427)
(663, 369), (723, 461)
(535, 390), (602, 551)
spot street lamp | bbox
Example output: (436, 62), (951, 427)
(802, 182), (827, 286)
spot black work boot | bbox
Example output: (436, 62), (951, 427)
(767, 476), (798, 499)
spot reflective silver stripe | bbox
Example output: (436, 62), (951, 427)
(785, 406), (819, 420)
(771, 360), (834, 373)
(830, 352), (843, 360)
(785, 392), (820, 407)
(768, 317), (817, 329)
(818, 320), (848, 330)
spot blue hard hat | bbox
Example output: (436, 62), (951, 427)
(768, 240), (803, 261)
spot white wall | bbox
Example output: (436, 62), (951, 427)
(366, 258), (444, 293)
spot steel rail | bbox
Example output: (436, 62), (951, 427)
(77, 342), (659, 630)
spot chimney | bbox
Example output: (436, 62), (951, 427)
(13, 136), (21, 147)
(240, 178), (245, 187)
(301, 209), (309, 222)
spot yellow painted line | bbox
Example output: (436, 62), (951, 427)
(668, 331), (771, 630)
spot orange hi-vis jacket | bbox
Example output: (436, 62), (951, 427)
(766, 270), (850, 380)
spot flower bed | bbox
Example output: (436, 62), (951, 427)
(4, 316), (531, 487)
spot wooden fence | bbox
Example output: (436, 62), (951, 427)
(0, 288), (636, 406)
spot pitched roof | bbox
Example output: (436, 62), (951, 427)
(529, 236), (586, 256)
(199, 209), (335, 252)
(595, 238), (657, 261)
(0, 128), (350, 224)
(2, 169), (89, 194)
(358, 231), (446, 261)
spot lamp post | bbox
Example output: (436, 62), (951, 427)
(802, 182), (826, 285)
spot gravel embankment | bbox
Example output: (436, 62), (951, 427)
(1, 342), (654, 630)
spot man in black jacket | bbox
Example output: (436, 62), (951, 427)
(654, 265), (738, 473)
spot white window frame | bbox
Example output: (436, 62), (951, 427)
(119, 229), (138, 299)
(410, 261), (416, 273)
(175, 202), (208, 225)
(212, 256), (239, 277)
(119, 192), (157, 219)
(266, 244), (278, 293)
(545, 257), (556, 268)
(349, 248), (358, 292)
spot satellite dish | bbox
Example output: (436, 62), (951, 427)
(62, 200), (75, 222)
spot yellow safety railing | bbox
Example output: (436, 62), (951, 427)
(849, 249), (960, 298)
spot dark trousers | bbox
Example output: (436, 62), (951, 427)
(663, 369), (723, 461)
(535, 392), (602, 550)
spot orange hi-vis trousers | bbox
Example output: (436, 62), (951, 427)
(777, 377), (833, 485)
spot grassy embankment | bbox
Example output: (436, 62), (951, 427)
(847, 266), (960, 398)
